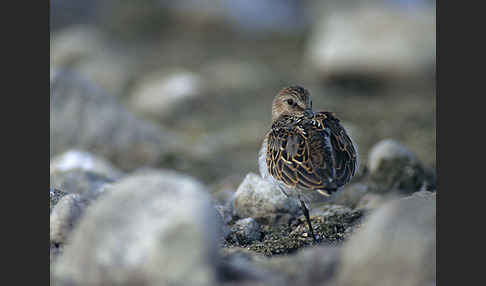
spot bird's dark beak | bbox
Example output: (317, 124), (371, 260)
(303, 108), (314, 119)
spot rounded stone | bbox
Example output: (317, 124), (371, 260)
(52, 170), (221, 286)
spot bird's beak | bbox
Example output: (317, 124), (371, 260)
(303, 108), (314, 119)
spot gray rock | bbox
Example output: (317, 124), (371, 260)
(327, 183), (370, 209)
(129, 70), (207, 120)
(231, 173), (301, 224)
(406, 190), (436, 201)
(306, 5), (435, 86)
(212, 187), (237, 205)
(50, 169), (115, 196)
(50, 150), (122, 197)
(50, 25), (104, 68)
(50, 149), (123, 179)
(219, 245), (340, 286)
(50, 25), (131, 97)
(367, 139), (429, 194)
(368, 139), (416, 173)
(74, 54), (132, 97)
(50, 188), (67, 213)
(355, 192), (392, 211)
(227, 218), (263, 245)
(50, 194), (87, 246)
(50, 151), (117, 251)
(50, 184), (113, 262)
(254, 246), (340, 286)
(215, 208), (232, 242)
(50, 71), (182, 171)
(52, 170), (221, 286)
(218, 247), (283, 285)
(334, 191), (436, 286)
(215, 204), (233, 225)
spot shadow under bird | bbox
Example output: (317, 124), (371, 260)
(259, 85), (358, 242)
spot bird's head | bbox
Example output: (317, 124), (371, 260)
(272, 85), (313, 121)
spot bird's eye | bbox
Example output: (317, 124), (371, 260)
(286, 99), (294, 105)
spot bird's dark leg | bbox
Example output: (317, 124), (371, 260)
(299, 198), (318, 243)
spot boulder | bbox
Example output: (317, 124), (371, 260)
(333, 191), (436, 286)
(367, 139), (430, 194)
(226, 218), (263, 245)
(307, 5), (436, 86)
(52, 170), (221, 286)
(129, 70), (207, 121)
(50, 71), (182, 171)
(231, 173), (301, 224)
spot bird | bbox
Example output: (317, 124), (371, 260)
(258, 85), (358, 242)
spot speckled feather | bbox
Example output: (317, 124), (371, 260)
(265, 111), (357, 196)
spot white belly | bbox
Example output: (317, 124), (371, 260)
(258, 136), (270, 179)
(258, 136), (303, 199)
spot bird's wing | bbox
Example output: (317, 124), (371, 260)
(314, 112), (358, 186)
(266, 116), (339, 195)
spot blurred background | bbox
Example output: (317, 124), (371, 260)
(50, 0), (436, 197)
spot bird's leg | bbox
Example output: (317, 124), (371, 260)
(299, 197), (318, 243)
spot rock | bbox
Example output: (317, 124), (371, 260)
(50, 25), (104, 68)
(50, 194), (87, 246)
(226, 218), (263, 245)
(50, 188), (67, 213)
(50, 169), (113, 198)
(334, 191), (436, 286)
(50, 152), (116, 250)
(327, 183), (370, 209)
(50, 150), (121, 196)
(75, 55), (132, 97)
(50, 25), (131, 96)
(215, 204), (233, 225)
(50, 184), (113, 262)
(50, 150), (123, 179)
(52, 170), (221, 286)
(253, 245), (340, 286)
(355, 192), (392, 211)
(50, 70), (182, 171)
(215, 208), (232, 243)
(219, 247), (283, 285)
(368, 139), (415, 172)
(231, 173), (301, 224)
(367, 139), (429, 194)
(306, 5), (436, 87)
(406, 190), (436, 201)
(212, 186), (236, 205)
(129, 70), (207, 120)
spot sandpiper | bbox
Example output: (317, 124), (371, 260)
(259, 85), (358, 242)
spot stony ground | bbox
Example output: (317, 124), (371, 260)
(50, 2), (436, 285)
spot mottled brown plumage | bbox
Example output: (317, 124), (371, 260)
(267, 111), (357, 194)
(259, 85), (358, 242)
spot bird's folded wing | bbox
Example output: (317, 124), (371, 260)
(314, 112), (358, 186)
(266, 118), (339, 194)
